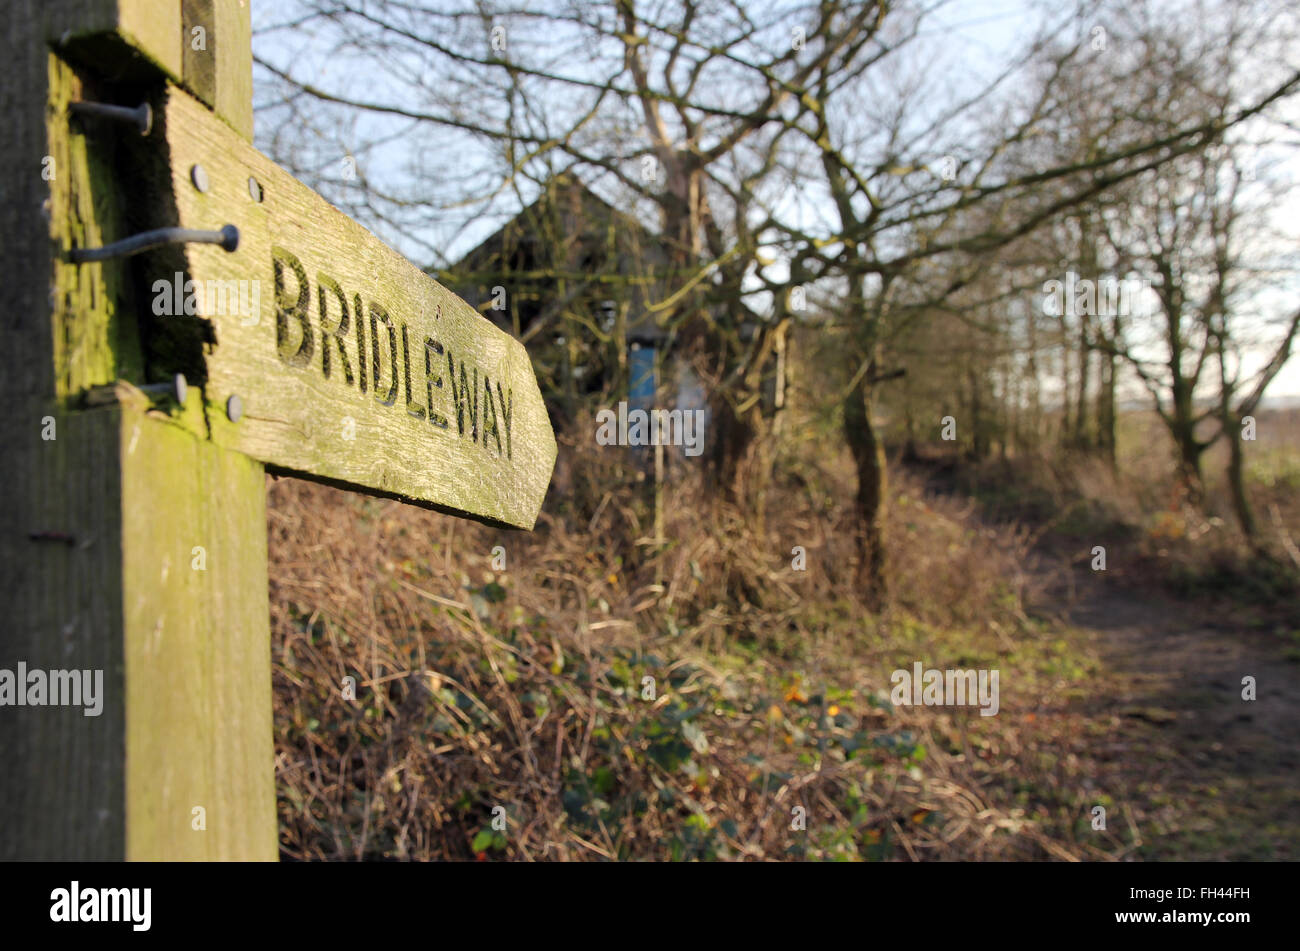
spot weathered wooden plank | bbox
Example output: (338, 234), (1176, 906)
(159, 86), (558, 528)
(1, 29), (136, 858)
(1, 406), (128, 860)
(182, 0), (253, 139)
(121, 397), (277, 860)
(3, 393), (277, 860)
(48, 0), (183, 82)
(1, 3), (275, 858)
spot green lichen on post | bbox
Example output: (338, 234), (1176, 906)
(47, 52), (144, 399)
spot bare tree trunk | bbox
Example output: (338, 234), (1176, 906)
(1075, 314), (1092, 448)
(706, 388), (770, 522)
(998, 363), (1010, 461)
(1097, 313), (1118, 467)
(708, 392), (752, 496)
(1174, 422), (1206, 503)
(1226, 416), (1258, 546)
(1026, 306), (1042, 452)
(1074, 213), (1098, 451)
(1217, 307), (1300, 547)
(1060, 321), (1075, 447)
(968, 366), (988, 460)
(1005, 363), (1019, 458)
(1170, 371), (1206, 504)
(772, 324), (788, 439)
(844, 373), (887, 610)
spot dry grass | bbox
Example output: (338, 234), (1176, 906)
(918, 407), (1300, 613)
(268, 433), (1134, 862)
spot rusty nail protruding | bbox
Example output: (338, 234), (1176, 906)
(69, 224), (239, 263)
(141, 373), (188, 404)
(191, 164), (210, 192)
(248, 176), (263, 202)
(69, 100), (152, 136)
(226, 394), (243, 422)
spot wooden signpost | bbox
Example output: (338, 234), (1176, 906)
(0, 0), (555, 860)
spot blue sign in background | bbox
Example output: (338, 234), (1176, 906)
(629, 345), (657, 413)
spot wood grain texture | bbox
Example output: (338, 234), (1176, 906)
(121, 402), (277, 860)
(111, 0), (183, 79)
(2, 5), (275, 859)
(50, 0), (183, 82)
(160, 86), (558, 528)
(182, 0), (252, 139)
(1, 406), (128, 860)
(0, 28), (135, 858)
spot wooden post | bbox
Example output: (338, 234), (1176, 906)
(1, 0), (274, 861)
(1, 0), (553, 861)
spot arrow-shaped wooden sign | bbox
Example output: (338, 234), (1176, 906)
(157, 88), (555, 529)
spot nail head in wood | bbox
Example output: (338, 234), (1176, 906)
(140, 373), (188, 404)
(68, 100), (153, 136)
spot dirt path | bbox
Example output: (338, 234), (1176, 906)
(1037, 559), (1300, 860)
(908, 456), (1299, 858)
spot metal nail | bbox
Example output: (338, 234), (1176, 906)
(69, 224), (239, 263)
(29, 530), (77, 545)
(69, 100), (152, 136)
(191, 164), (209, 192)
(226, 394), (243, 422)
(140, 373), (188, 404)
